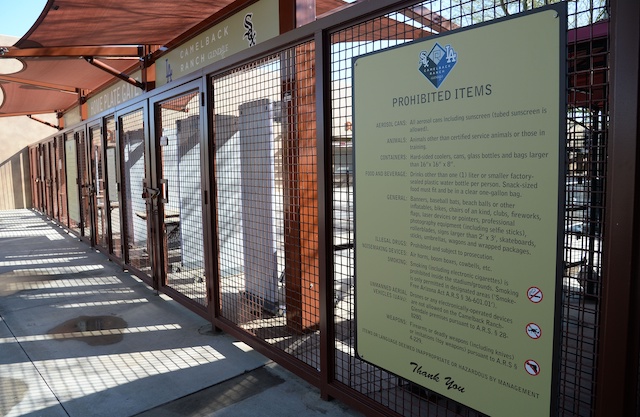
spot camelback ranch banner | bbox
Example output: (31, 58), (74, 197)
(155, 0), (279, 87)
(354, 6), (565, 417)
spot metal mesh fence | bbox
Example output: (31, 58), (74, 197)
(56, 136), (68, 227)
(65, 133), (81, 235)
(561, 16), (608, 413)
(105, 116), (122, 259)
(120, 109), (150, 273)
(20, 1), (614, 415)
(29, 147), (39, 211)
(157, 91), (207, 306)
(36, 145), (44, 213)
(329, 1), (608, 416)
(49, 141), (59, 221)
(90, 125), (108, 249)
(77, 130), (91, 239)
(45, 142), (55, 219)
(42, 144), (50, 216)
(39, 146), (45, 213)
(212, 42), (320, 368)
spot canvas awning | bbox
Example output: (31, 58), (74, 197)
(0, 0), (458, 119)
(0, 57), (141, 116)
(0, 0), (358, 117)
(0, 0), (247, 117)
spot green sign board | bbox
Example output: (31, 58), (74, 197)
(156, 0), (279, 87)
(87, 71), (143, 118)
(354, 7), (565, 417)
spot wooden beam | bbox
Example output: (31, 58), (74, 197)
(401, 5), (459, 33)
(0, 75), (77, 93)
(0, 46), (143, 58)
(283, 42), (319, 333)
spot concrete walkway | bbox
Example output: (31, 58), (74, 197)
(0, 210), (362, 417)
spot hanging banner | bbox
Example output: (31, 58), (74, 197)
(354, 6), (565, 417)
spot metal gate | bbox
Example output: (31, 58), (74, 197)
(43, 141), (54, 218)
(105, 115), (123, 259)
(326, 2), (609, 416)
(210, 44), (322, 367)
(77, 129), (92, 243)
(151, 84), (209, 311)
(118, 105), (153, 280)
(56, 136), (69, 228)
(48, 140), (59, 221)
(65, 131), (81, 236)
(89, 123), (108, 250)
(28, 147), (40, 212)
(64, 129), (92, 241)
(203, 1), (612, 416)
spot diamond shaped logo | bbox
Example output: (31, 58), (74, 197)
(418, 43), (458, 89)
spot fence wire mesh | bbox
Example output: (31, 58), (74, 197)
(29, 148), (39, 212)
(42, 144), (50, 217)
(157, 92), (208, 306)
(77, 131), (91, 240)
(23, 1), (613, 415)
(90, 125), (107, 250)
(56, 136), (68, 228)
(65, 133), (81, 235)
(212, 42), (320, 369)
(49, 140), (59, 221)
(105, 116), (122, 259)
(329, 1), (608, 416)
(120, 109), (150, 274)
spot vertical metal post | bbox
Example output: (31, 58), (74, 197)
(202, 79), (221, 326)
(148, 103), (164, 292)
(316, 27), (333, 401)
(596, 0), (640, 415)
(585, 107), (603, 297)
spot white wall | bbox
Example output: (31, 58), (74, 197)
(0, 35), (59, 209)
(1, 35), (58, 160)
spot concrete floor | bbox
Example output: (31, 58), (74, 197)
(0, 209), (363, 417)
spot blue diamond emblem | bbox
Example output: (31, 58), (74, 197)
(418, 43), (457, 89)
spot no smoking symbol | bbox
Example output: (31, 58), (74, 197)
(527, 286), (543, 303)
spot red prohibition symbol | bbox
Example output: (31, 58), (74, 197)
(526, 323), (542, 339)
(527, 286), (543, 303)
(524, 359), (541, 376)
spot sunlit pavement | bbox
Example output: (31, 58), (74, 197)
(0, 210), (361, 417)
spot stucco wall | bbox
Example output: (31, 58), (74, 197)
(1, 34), (59, 209)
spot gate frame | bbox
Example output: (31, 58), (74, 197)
(597, 0), (640, 416)
(147, 77), (211, 317)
